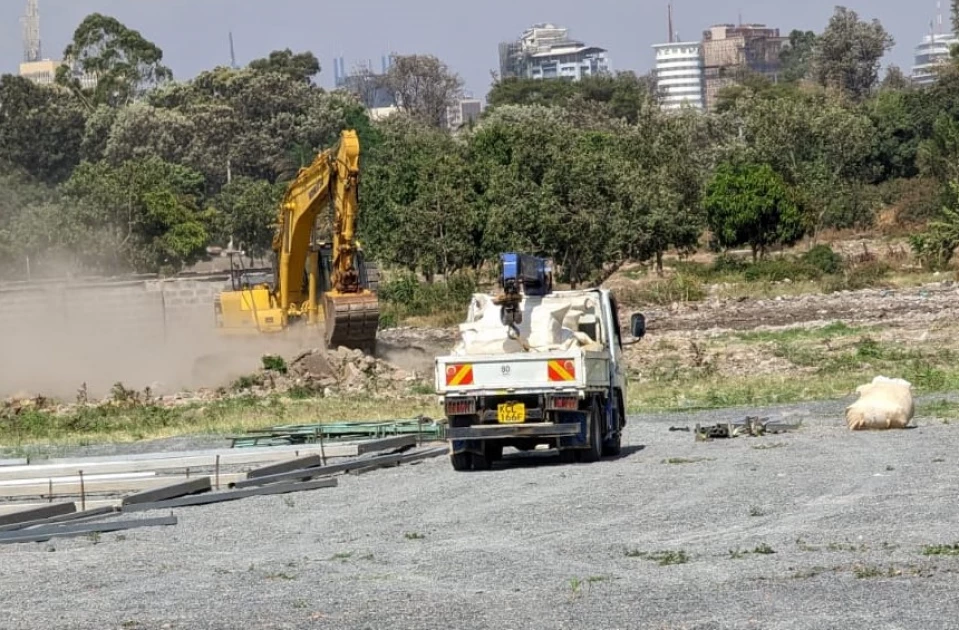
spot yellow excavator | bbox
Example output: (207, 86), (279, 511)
(213, 129), (380, 355)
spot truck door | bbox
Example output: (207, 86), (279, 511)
(606, 293), (626, 394)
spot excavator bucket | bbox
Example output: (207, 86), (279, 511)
(323, 290), (380, 355)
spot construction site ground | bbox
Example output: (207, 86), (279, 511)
(4, 241), (959, 627)
(2, 400), (959, 629)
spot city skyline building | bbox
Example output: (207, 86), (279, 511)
(701, 23), (785, 110)
(498, 23), (610, 81)
(652, 41), (704, 110)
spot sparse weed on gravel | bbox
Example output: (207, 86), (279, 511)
(265, 572), (296, 581)
(919, 399), (959, 420)
(853, 565), (896, 579)
(921, 543), (959, 556)
(791, 566), (833, 579)
(625, 549), (690, 566)
(751, 442), (787, 450)
(662, 457), (712, 465)
(568, 575), (610, 598)
(727, 545), (775, 559)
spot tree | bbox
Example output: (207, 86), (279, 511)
(809, 7), (894, 100)
(361, 115), (477, 279)
(880, 65), (911, 92)
(918, 114), (959, 185)
(214, 178), (283, 265)
(910, 180), (959, 269)
(0, 75), (86, 183)
(381, 54), (463, 127)
(57, 13), (172, 108)
(145, 67), (367, 186)
(779, 30), (818, 83)
(614, 109), (711, 272)
(725, 87), (876, 230)
(249, 49), (321, 84)
(466, 105), (623, 286)
(0, 169), (63, 278)
(102, 103), (196, 165)
(60, 158), (213, 273)
(705, 162), (804, 260)
(487, 77), (579, 109)
(487, 73), (657, 125)
(867, 88), (924, 181)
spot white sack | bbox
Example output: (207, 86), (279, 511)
(845, 376), (914, 431)
(527, 303), (571, 348)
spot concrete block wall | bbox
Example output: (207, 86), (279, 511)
(0, 275), (230, 341)
(0, 274), (236, 397)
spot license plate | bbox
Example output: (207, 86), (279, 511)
(497, 402), (525, 424)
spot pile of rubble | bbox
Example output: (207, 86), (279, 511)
(1, 345), (434, 421)
(283, 346), (423, 396)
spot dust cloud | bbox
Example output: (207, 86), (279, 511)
(0, 280), (453, 401)
(0, 285), (314, 400)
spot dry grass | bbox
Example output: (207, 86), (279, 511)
(0, 394), (442, 449)
(628, 321), (959, 411)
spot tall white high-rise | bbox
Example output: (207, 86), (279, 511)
(912, 33), (959, 86)
(912, 2), (959, 86)
(652, 42), (704, 110)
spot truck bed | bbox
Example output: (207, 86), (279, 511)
(434, 348), (610, 396)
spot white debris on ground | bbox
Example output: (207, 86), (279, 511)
(846, 376), (916, 431)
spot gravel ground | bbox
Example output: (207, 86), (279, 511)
(2, 400), (959, 630)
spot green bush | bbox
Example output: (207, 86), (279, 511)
(820, 261), (892, 293)
(743, 258), (820, 282)
(711, 254), (749, 274)
(802, 245), (844, 275)
(261, 355), (287, 373)
(378, 272), (478, 326)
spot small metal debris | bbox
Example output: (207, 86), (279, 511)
(693, 416), (802, 442)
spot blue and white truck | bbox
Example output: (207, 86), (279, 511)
(434, 254), (647, 471)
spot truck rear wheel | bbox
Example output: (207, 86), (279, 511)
(450, 452), (472, 471)
(602, 432), (622, 457)
(471, 442), (502, 471)
(579, 399), (603, 463)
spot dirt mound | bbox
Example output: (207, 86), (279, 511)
(285, 346), (420, 394)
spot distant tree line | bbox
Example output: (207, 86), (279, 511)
(4, 6), (959, 283)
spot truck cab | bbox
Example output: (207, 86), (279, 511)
(435, 284), (646, 472)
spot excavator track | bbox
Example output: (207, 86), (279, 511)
(324, 291), (380, 355)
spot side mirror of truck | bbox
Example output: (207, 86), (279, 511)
(630, 313), (646, 340)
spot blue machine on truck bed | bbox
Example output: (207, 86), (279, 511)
(435, 253), (647, 471)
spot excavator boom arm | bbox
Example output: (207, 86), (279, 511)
(273, 140), (338, 312)
(329, 131), (362, 293)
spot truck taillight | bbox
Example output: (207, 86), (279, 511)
(547, 395), (579, 410)
(445, 398), (476, 416)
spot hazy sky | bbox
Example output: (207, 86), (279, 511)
(0, 0), (946, 99)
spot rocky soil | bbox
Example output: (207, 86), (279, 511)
(642, 280), (959, 334)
